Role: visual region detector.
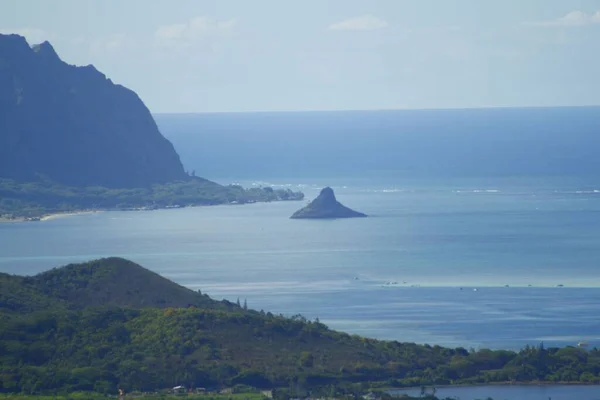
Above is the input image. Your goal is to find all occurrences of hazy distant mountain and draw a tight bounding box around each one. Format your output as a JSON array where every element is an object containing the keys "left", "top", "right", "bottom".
[{"left": 0, "top": 34, "right": 186, "bottom": 188}]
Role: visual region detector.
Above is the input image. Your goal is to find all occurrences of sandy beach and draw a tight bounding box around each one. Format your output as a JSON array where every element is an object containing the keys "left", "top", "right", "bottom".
[
  {"left": 39, "top": 211, "right": 99, "bottom": 221},
  {"left": 0, "top": 210, "right": 99, "bottom": 223}
]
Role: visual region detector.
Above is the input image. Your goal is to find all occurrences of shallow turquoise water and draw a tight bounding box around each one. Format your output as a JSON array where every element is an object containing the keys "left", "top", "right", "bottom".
[{"left": 2, "top": 178, "right": 600, "bottom": 350}]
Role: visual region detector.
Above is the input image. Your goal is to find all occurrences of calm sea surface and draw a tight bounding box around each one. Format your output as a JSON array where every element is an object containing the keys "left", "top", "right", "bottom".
[{"left": 2, "top": 177, "right": 600, "bottom": 351}]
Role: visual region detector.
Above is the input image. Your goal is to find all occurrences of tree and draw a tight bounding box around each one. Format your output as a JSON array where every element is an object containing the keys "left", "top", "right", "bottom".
[{"left": 299, "top": 351, "right": 314, "bottom": 368}]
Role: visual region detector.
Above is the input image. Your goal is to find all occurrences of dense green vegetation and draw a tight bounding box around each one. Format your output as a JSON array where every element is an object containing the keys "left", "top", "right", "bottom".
[
  {"left": 2, "top": 258, "right": 600, "bottom": 397},
  {"left": 0, "top": 258, "right": 239, "bottom": 316},
  {"left": 0, "top": 178, "right": 303, "bottom": 219}
]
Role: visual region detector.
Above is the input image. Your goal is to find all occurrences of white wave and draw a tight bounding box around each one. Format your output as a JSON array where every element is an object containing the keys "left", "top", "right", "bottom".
[
  {"left": 573, "top": 189, "right": 600, "bottom": 194},
  {"left": 453, "top": 189, "right": 500, "bottom": 193},
  {"left": 357, "top": 188, "right": 408, "bottom": 193},
  {"left": 550, "top": 188, "right": 600, "bottom": 194},
  {"left": 535, "top": 335, "right": 600, "bottom": 342}
]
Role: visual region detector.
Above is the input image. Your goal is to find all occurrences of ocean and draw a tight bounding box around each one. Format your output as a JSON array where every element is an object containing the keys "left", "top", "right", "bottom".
[
  {"left": 153, "top": 107, "right": 600, "bottom": 180},
  {"left": 2, "top": 177, "right": 600, "bottom": 350},
  {"left": 2, "top": 108, "right": 600, "bottom": 398}
]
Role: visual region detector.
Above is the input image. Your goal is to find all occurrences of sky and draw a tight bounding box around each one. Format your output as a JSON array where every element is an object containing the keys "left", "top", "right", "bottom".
[{"left": 1, "top": 0, "right": 600, "bottom": 113}]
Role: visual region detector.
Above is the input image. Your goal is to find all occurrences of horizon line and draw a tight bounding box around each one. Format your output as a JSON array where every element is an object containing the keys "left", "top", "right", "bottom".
[{"left": 152, "top": 104, "right": 600, "bottom": 115}]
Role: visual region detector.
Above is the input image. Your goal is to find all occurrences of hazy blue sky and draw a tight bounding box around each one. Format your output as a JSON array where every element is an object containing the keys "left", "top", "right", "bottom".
[{"left": 2, "top": 0, "right": 599, "bottom": 113}]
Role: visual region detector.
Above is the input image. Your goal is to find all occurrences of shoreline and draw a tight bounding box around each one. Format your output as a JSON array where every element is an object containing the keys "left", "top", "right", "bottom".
[
  {"left": 0, "top": 195, "right": 308, "bottom": 224},
  {"left": 0, "top": 197, "right": 304, "bottom": 224},
  {"left": 389, "top": 381, "right": 600, "bottom": 391},
  {"left": 0, "top": 210, "right": 100, "bottom": 223},
  {"left": 39, "top": 210, "right": 100, "bottom": 221}
]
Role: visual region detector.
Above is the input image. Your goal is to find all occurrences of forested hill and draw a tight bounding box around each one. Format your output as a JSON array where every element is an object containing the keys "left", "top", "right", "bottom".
[
  {"left": 0, "top": 34, "right": 185, "bottom": 188},
  {"left": 2, "top": 258, "right": 600, "bottom": 396},
  {"left": 0, "top": 258, "right": 234, "bottom": 313}
]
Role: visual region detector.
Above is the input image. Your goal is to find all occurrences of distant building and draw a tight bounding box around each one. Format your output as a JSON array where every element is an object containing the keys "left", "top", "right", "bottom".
[
  {"left": 172, "top": 385, "right": 186, "bottom": 394},
  {"left": 363, "top": 392, "right": 378, "bottom": 400}
]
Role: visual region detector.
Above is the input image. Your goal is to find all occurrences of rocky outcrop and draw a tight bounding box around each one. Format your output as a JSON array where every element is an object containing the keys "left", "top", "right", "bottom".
[
  {"left": 290, "top": 187, "right": 367, "bottom": 219},
  {"left": 0, "top": 34, "right": 186, "bottom": 188}
]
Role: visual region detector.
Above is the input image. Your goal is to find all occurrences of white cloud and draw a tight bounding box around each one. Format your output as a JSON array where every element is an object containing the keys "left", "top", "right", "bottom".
[
  {"left": 155, "top": 24, "right": 187, "bottom": 40},
  {"left": 0, "top": 28, "right": 54, "bottom": 44},
  {"left": 328, "top": 15, "right": 388, "bottom": 31},
  {"left": 527, "top": 10, "right": 600, "bottom": 27},
  {"left": 90, "top": 33, "right": 137, "bottom": 56},
  {"left": 155, "top": 17, "right": 237, "bottom": 40}
]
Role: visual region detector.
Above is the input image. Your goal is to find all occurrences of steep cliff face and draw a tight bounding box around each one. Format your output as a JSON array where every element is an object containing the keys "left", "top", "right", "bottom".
[{"left": 0, "top": 34, "right": 186, "bottom": 188}]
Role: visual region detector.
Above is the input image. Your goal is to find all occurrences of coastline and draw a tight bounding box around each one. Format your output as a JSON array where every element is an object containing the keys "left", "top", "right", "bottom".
[
  {"left": 39, "top": 210, "right": 100, "bottom": 221},
  {"left": 0, "top": 210, "right": 101, "bottom": 223},
  {"left": 0, "top": 196, "right": 304, "bottom": 224},
  {"left": 0, "top": 218, "right": 20, "bottom": 223},
  {"left": 388, "top": 381, "right": 600, "bottom": 391}
]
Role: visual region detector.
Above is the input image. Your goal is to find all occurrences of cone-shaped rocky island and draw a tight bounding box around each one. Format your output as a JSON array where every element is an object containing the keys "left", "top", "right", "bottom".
[{"left": 290, "top": 187, "right": 367, "bottom": 219}]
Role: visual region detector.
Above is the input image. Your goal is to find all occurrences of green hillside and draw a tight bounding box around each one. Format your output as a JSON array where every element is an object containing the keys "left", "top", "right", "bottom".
[
  {"left": 1, "top": 258, "right": 600, "bottom": 396},
  {"left": 28, "top": 258, "right": 232, "bottom": 310},
  {"left": 0, "top": 178, "right": 304, "bottom": 219},
  {"left": 0, "top": 273, "right": 64, "bottom": 315},
  {"left": 0, "top": 258, "right": 239, "bottom": 316}
]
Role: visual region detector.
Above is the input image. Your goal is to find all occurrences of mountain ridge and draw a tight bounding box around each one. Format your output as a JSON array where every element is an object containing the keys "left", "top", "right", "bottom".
[
  {"left": 0, "top": 34, "right": 305, "bottom": 218},
  {"left": 0, "top": 257, "right": 237, "bottom": 313},
  {"left": 0, "top": 34, "right": 186, "bottom": 188}
]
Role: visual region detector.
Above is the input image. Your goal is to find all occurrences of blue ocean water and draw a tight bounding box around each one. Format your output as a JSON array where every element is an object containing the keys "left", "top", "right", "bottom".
[
  {"left": 2, "top": 178, "right": 600, "bottom": 351},
  {"left": 2, "top": 109, "right": 600, "bottom": 356},
  {"left": 154, "top": 107, "right": 600, "bottom": 180}
]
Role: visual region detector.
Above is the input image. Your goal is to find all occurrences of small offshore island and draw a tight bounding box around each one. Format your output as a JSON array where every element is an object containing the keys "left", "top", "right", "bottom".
[{"left": 291, "top": 187, "right": 367, "bottom": 219}]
